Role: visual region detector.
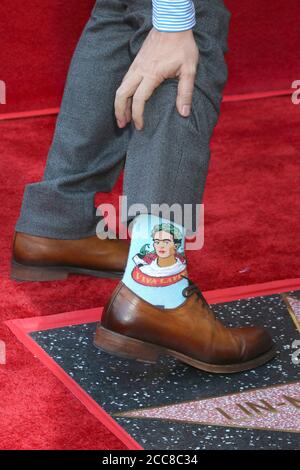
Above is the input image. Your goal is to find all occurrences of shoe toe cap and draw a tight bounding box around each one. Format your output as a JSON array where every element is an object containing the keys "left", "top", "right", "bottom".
[{"left": 235, "top": 326, "right": 275, "bottom": 362}]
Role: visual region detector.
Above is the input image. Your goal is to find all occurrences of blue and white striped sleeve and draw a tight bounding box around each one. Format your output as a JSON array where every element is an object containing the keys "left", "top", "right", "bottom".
[{"left": 152, "top": 0, "right": 196, "bottom": 32}]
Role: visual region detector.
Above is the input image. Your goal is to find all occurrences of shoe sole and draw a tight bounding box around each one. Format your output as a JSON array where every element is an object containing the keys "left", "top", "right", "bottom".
[
  {"left": 10, "top": 259, "right": 123, "bottom": 282},
  {"left": 94, "top": 325, "right": 277, "bottom": 374}
]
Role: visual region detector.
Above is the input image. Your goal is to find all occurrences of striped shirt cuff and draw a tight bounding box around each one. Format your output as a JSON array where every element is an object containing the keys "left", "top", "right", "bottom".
[{"left": 152, "top": 0, "right": 196, "bottom": 32}]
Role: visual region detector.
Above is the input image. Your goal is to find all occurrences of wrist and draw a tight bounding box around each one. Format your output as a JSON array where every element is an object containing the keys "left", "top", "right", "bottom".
[{"left": 151, "top": 28, "right": 194, "bottom": 40}]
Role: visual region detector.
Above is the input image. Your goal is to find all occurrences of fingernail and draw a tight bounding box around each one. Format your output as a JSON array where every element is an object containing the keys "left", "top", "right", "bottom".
[{"left": 182, "top": 105, "right": 191, "bottom": 117}]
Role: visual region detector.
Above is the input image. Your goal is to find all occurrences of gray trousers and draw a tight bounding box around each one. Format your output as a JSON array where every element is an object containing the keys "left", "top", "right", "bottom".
[{"left": 16, "top": 0, "right": 231, "bottom": 239}]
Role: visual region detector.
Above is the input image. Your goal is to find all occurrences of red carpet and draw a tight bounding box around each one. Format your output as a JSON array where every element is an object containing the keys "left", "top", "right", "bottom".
[{"left": 0, "top": 95, "right": 299, "bottom": 449}]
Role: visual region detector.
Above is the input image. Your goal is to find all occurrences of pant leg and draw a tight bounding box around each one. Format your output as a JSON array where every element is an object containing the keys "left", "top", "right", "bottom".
[
  {"left": 16, "top": 0, "right": 132, "bottom": 239},
  {"left": 122, "top": 0, "right": 231, "bottom": 233}
]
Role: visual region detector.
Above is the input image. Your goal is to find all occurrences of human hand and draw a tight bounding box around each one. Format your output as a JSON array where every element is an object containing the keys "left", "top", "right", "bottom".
[{"left": 114, "top": 27, "right": 199, "bottom": 130}]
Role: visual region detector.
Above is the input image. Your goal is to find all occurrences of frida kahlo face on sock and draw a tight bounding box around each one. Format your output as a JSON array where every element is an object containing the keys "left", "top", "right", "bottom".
[{"left": 131, "top": 222, "right": 187, "bottom": 286}]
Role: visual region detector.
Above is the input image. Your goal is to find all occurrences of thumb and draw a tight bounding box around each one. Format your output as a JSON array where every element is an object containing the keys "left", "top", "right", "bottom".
[{"left": 176, "top": 70, "right": 196, "bottom": 117}]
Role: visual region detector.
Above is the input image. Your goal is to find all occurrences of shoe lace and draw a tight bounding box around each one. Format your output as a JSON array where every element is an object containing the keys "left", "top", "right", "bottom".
[{"left": 181, "top": 275, "right": 210, "bottom": 309}]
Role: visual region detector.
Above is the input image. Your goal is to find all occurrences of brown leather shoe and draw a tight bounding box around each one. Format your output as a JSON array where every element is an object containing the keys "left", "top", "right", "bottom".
[
  {"left": 11, "top": 232, "right": 129, "bottom": 281},
  {"left": 94, "top": 281, "right": 276, "bottom": 373}
]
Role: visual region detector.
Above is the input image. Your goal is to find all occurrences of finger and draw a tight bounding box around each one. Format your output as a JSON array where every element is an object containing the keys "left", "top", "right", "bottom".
[
  {"left": 132, "top": 76, "right": 161, "bottom": 130},
  {"left": 176, "top": 68, "right": 196, "bottom": 117},
  {"left": 122, "top": 65, "right": 141, "bottom": 124},
  {"left": 115, "top": 73, "right": 142, "bottom": 126},
  {"left": 118, "top": 80, "right": 133, "bottom": 126},
  {"left": 125, "top": 96, "right": 132, "bottom": 124}
]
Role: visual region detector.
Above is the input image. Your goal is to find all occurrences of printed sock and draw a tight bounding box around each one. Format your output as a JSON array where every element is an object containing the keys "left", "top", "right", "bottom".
[{"left": 122, "top": 213, "right": 189, "bottom": 308}]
